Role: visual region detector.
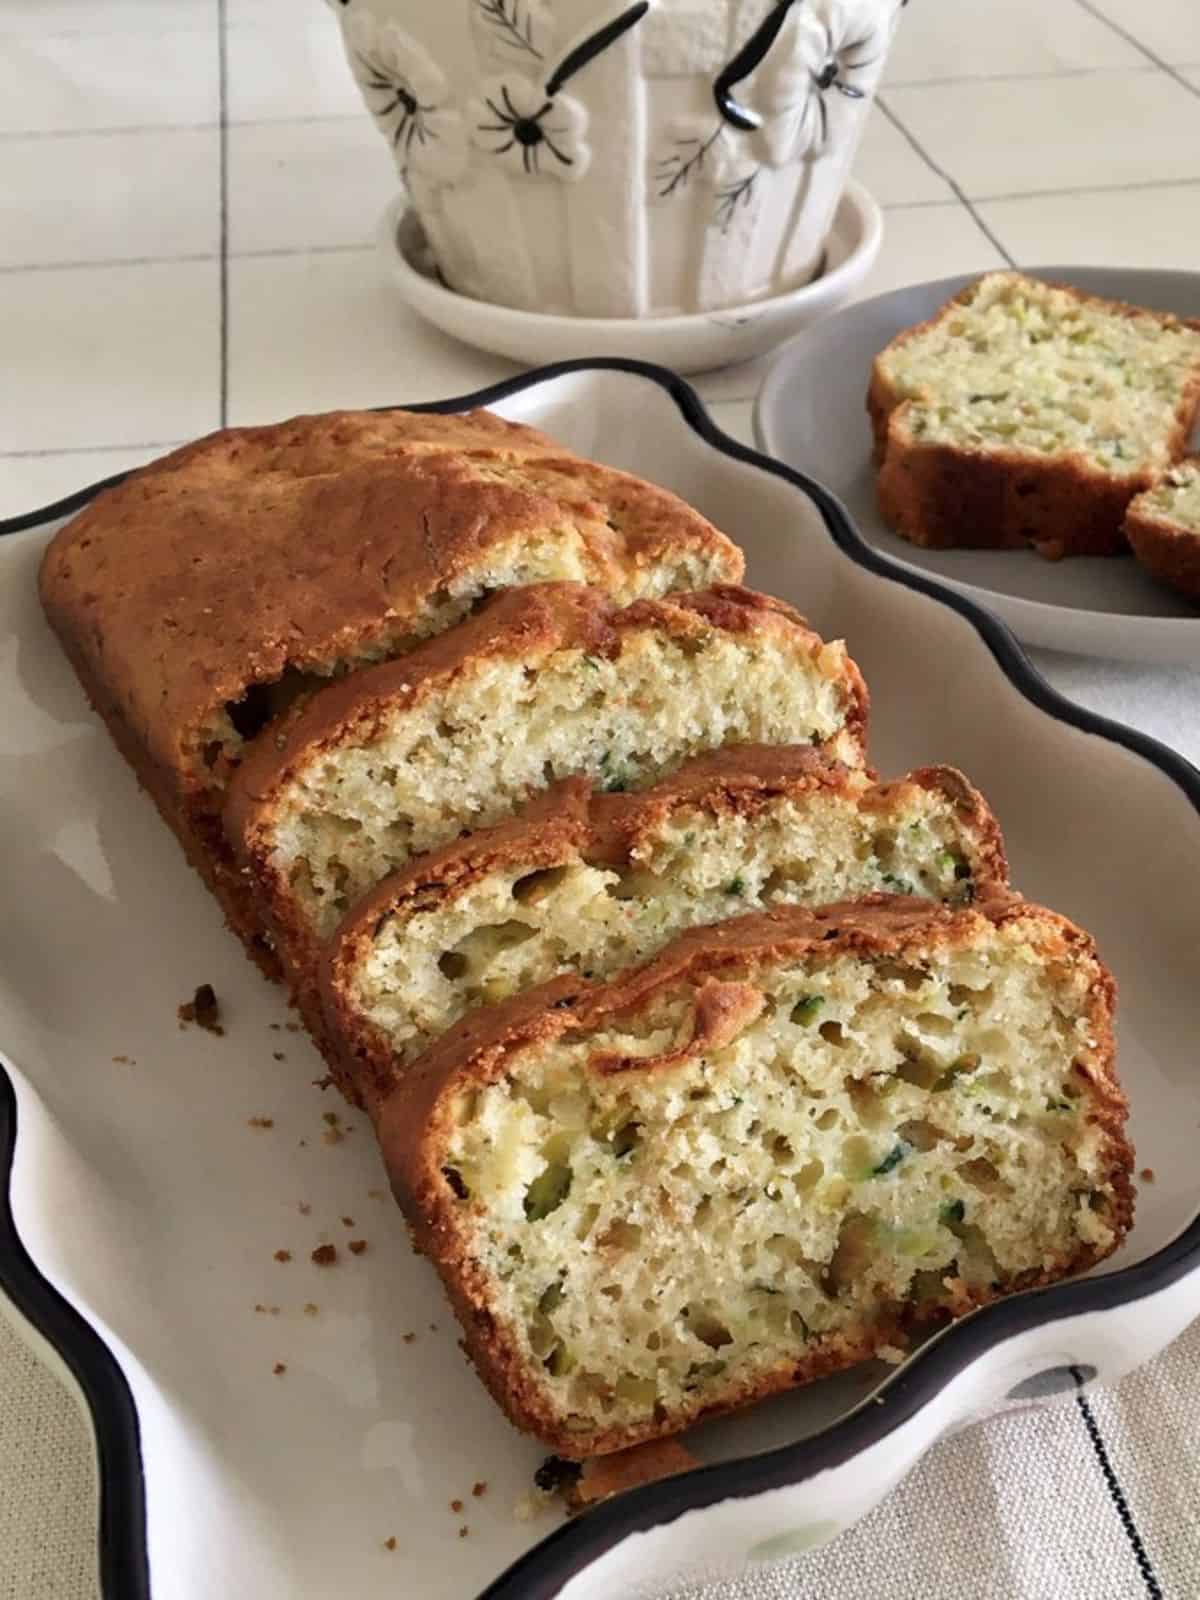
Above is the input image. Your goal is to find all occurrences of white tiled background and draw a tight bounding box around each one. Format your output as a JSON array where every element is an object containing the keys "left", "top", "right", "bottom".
[
  {"left": 3, "top": 0, "right": 1200, "bottom": 516},
  {"left": 2, "top": 3, "right": 1200, "bottom": 1597}
]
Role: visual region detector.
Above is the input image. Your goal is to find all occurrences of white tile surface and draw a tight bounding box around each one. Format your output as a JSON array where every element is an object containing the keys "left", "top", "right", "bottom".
[
  {"left": 0, "top": 0, "right": 213, "bottom": 35},
  {"left": 886, "top": 69, "right": 1200, "bottom": 199},
  {"left": 226, "top": 22, "right": 362, "bottom": 123},
  {"left": 0, "top": 29, "right": 217, "bottom": 135},
  {"left": 978, "top": 182, "right": 1200, "bottom": 268},
  {"left": 886, "top": 0, "right": 1147, "bottom": 83},
  {"left": 0, "top": 261, "right": 219, "bottom": 453},
  {"left": 228, "top": 117, "right": 397, "bottom": 256},
  {"left": 1083, "top": 0, "right": 1200, "bottom": 66},
  {"left": 227, "top": 0, "right": 339, "bottom": 26},
  {"left": 0, "top": 128, "right": 218, "bottom": 269},
  {"left": 852, "top": 204, "right": 1008, "bottom": 300},
  {"left": 852, "top": 108, "right": 954, "bottom": 208},
  {"left": 0, "top": 442, "right": 181, "bottom": 521},
  {"left": 226, "top": 250, "right": 518, "bottom": 423}
]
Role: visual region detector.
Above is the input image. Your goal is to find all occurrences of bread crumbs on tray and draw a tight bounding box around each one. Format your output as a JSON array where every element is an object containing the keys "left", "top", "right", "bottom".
[
  {"left": 298, "top": 1202, "right": 311, "bottom": 1215},
  {"left": 272, "top": 1051, "right": 286, "bottom": 1062},
  {"left": 472, "top": 1482, "right": 487, "bottom": 1499},
  {"left": 303, "top": 1302, "right": 319, "bottom": 1317},
  {"left": 348, "top": 1239, "right": 367, "bottom": 1255},
  {"left": 1141, "top": 1167, "right": 1156, "bottom": 1182},
  {"left": 341, "top": 1216, "right": 355, "bottom": 1227},
  {"left": 402, "top": 1331, "right": 416, "bottom": 1344},
  {"left": 111, "top": 1055, "right": 134, "bottom": 1064},
  {"left": 272, "top": 1363, "right": 286, "bottom": 1376},
  {"left": 273, "top": 1250, "right": 292, "bottom": 1263},
  {"left": 450, "top": 1499, "right": 463, "bottom": 1513},
  {"left": 178, "top": 983, "right": 223, "bottom": 1034},
  {"left": 383, "top": 1537, "right": 396, "bottom": 1552},
  {"left": 247, "top": 1116, "right": 274, "bottom": 1129},
  {"left": 458, "top": 1526, "right": 469, "bottom": 1539},
  {"left": 253, "top": 1304, "right": 280, "bottom": 1316},
  {"left": 311, "top": 1244, "right": 338, "bottom": 1266},
  {"left": 368, "top": 1188, "right": 387, "bottom": 1202}
]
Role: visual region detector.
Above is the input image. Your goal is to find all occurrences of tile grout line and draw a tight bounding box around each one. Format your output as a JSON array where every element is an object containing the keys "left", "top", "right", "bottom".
[
  {"left": 217, "top": 0, "right": 229, "bottom": 429},
  {"left": 874, "top": 97, "right": 1017, "bottom": 268},
  {"left": 885, "top": 62, "right": 1159, "bottom": 90},
  {"left": 1073, "top": 0, "right": 1200, "bottom": 102},
  {"left": 0, "top": 244, "right": 378, "bottom": 277},
  {"left": 1, "top": 442, "right": 187, "bottom": 461},
  {"left": 0, "top": 114, "right": 371, "bottom": 143}
]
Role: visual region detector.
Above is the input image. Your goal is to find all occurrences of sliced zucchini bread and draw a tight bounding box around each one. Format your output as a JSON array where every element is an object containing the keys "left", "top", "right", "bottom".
[
  {"left": 227, "top": 585, "right": 868, "bottom": 1089},
  {"left": 377, "top": 896, "right": 1132, "bottom": 1456},
  {"left": 39, "top": 409, "right": 742, "bottom": 967},
  {"left": 870, "top": 272, "right": 1200, "bottom": 558},
  {"left": 1124, "top": 458, "right": 1200, "bottom": 602},
  {"left": 324, "top": 749, "right": 1007, "bottom": 1094}
]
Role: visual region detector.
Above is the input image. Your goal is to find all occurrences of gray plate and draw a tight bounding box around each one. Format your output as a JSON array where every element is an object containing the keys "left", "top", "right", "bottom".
[{"left": 754, "top": 266, "right": 1200, "bottom": 665}]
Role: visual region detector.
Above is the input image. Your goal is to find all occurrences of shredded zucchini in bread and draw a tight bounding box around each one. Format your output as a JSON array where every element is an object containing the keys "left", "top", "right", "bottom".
[
  {"left": 1124, "top": 457, "right": 1200, "bottom": 602},
  {"left": 326, "top": 755, "right": 1006, "bottom": 1086},
  {"left": 381, "top": 898, "right": 1131, "bottom": 1456},
  {"left": 870, "top": 272, "right": 1200, "bottom": 557},
  {"left": 227, "top": 585, "right": 867, "bottom": 1072}
]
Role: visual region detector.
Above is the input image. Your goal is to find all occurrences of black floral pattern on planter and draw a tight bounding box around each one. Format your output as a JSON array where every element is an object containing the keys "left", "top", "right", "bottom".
[
  {"left": 470, "top": 2, "right": 649, "bottom": 182},
  {"left": 475, "top": 0, "right": 547, "bottom": 61}
]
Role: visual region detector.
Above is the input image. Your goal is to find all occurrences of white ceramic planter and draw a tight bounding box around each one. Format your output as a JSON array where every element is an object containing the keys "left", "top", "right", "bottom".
[{"left": 332, "top": 0, "right": 903, "bottom": 316}]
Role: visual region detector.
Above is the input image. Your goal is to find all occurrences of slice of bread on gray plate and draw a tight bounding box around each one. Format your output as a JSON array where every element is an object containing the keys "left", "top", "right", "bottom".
[
  {"left": 1124, "top": 458, "right": 1200, "bottom": 602},
  {"left": 322, "top": 749, "right": 1007, "bottom": 1096},
  {"left": 226, "top": 583, "right": 868, "bottom": 1091},
  {"left": 869, "top": 271, "right": 1200, "bottom": 559},
  {"left": 374, "top": 895, "right": 1132, "bottom": 1456},
  {"left": 39, "top": 408, "right": 743, "bottom": 971}
]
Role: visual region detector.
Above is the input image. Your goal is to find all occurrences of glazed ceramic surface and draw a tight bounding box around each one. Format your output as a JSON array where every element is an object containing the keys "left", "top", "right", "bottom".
[
  {"left": 2, "top": 365, "right": 1200, "bottom": 1600},
  {"left": 334, "top": 0, "right": 902, "bottom": 315},
  {"left": 755, "top": 265, "right": 1200, "bottom": 666},
  {"left": 375, "top": 180, "right": 882, "bottom": 372}
]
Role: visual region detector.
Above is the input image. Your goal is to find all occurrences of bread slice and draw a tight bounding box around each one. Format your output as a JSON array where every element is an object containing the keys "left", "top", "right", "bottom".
[
  {"left": 324, "top": 750, "right": 1007, "bottom": 1096},
  {"left": 227, "top": 585, "right": 868, "bottom": 1078},
  {"left": 870, "top": 272, "right": 1200, "bottom": 558},
  {"left": 39, "top": 409, "right": 742, "bottom": 968},
  {"left": 376, "top": 896, "right": 1131, "bottom": 1456},
  {"left": 1124, "top": 458, "right": 1200, "bottom": 602}
]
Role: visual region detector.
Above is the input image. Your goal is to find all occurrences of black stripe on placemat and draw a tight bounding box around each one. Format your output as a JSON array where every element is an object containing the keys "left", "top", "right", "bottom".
[
  {"left": 217, "top": 0, "right": 229, "bottom": 428},
  {"left": 1071, "top": 1366, "right": 1164, "bottom": 1600}
]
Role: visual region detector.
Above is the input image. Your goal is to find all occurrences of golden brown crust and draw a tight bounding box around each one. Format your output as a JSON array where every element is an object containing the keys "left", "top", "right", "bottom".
[
  {"left": 375, "top": 894, "right": 1131, "bottom": 1454},
  {"left": 876, "top": 418, "right": 1154, "bottom": 558},
  {"left": 228, "top": 585, "right": 868, "bottom": 1097},
  {"left": 321, "top": 755, "right": 1008, "bottom": 1100},
  {"left": 869, "top": 275, "right": 1200, "bottom": 559},
  {"left": 41, "top": 410, "right": 741, "bottom": 788},
  {"left": 39, "top": 409, "right": 743, "bottom": 968},
  {"left": 1124, "top": 464, "right": 1200, "bottom": 603}
]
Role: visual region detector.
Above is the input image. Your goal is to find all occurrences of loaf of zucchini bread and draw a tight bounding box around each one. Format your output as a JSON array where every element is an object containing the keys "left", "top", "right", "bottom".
[
  {"left": 870, "top": 272, "right": 1200, "bottom": 558},
  {"left": 38, "top": 409, "right": 742, "bottom": 968},
  {"left": 323, "top": 749, "right": 1007, "bottom": 1095},
  {"left": 1124, "top": 458, "right": 1200, "bottom": 602},
  {"left": 376, "top": 896, "right": 1131, "bottom": 1456},
  {"left": 227, "top": 585, "right": 868, "bottom": 1095}
]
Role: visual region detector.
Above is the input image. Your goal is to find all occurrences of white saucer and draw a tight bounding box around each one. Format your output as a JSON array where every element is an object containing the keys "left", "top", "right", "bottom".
[
  {"left": 755, "top": 266, "right": 1200, "bottom": 666},
  {"left": 375, "top": 184, "right": 883, "bottom": 376}
]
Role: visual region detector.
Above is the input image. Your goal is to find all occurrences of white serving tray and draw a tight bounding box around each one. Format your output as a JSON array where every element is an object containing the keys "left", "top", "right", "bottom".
[{"left": 2, "top": 364, "right": 1200, "bottom": 1600}]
